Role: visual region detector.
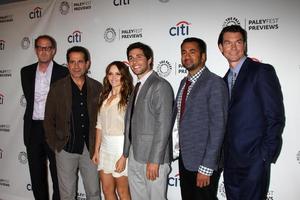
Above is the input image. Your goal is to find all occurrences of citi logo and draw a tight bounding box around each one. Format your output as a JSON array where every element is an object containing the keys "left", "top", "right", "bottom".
[
  {"left": 29, "top": 7, "right": 42, "bottom": 19},
  {"left": 113, "top": 0, "right": 130, "bottom": 6},
  {"left": 169, "top": 21, "right": 191, "bottom": 36},
  {"left": 168, "top": 173, "right": 180, "bottom": 187},
  {"left": 0, "top": 40, "right": 5, "bottom": 50},
  {"left": 68, "top": 30, "right": 82, "bottom": 43}
]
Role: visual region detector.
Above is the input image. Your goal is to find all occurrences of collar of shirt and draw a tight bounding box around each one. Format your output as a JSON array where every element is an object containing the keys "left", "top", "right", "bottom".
[
  {"left": 134, "top": 70, "right": 153, "bottom": 103},
  {"left": 187, "top": 66, "right": 206, "bottom": 84},
  {"left": 230, "top": 56, "right": 246, "bottom": 75},
  {"left": 137, "top": 70, "right": 153, "bottom": 87},
  {"left": 228, "top": 56, "right": 246, "bottom": 85},
  {"left": 36, "top": 60, "right": 53, "bottom": 81}
]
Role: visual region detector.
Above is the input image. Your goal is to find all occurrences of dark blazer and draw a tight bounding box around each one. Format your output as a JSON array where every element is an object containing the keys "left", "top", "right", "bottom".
[
  {"left": 20, "top": 61, "right": 68, "bottom": 146},
  {"left": 123, "top": 72, "right": 174, "bottom": 164},
  {"left": 173, "top": 67, "right": 228, "bottom": 171},
  {"left": 223, "top": 58, "right": 285, "bottom": 166},
  {"left": 43, "top": 75, "right": 102, "bottom": 158}
]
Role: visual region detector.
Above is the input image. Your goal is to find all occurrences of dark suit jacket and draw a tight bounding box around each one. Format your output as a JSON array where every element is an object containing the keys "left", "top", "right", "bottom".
[
  {"left": 20, "top": 61, "right": 68, "bottom": 146},
  {"left": 223, "top": 58, "right": 285, "bottom": 166},
  {"left": 173, "top": 67, "right": 228, "bottom": 171},
  {"left": 43, "top": 75, "right": 102, "bottom": 158}
]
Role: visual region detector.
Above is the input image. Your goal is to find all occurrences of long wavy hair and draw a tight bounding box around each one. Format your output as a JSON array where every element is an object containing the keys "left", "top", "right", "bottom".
[{"left": 98, "top": 61, "right": 133, "bottom": 112}]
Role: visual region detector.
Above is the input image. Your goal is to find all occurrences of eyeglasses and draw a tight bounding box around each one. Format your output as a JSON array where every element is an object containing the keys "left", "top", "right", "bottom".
[{"left": 36, "top": 46, "right": 53, "bottom": 51}]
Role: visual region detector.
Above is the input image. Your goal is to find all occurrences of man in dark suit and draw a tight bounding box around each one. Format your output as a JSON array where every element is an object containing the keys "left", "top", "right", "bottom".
[
  {"left": 172, "top": 37, "right": 228, "bottom": 200},
  {"left": 21, "top": 35, "right": 68, "bottom": 200},
  {"left": 120, "top": 42, "right": 174, "bottom": 200},
  {"left": 218, "top": 25, "right": 285, "bottom": 200}
]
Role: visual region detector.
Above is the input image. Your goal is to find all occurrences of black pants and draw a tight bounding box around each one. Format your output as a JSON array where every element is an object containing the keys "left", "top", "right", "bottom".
[
  {"left": 179, "top": 155, "right": 221, "bottom": 200},
  {"left": 26, "top": 120, "right": 60, "bottom": 200}
]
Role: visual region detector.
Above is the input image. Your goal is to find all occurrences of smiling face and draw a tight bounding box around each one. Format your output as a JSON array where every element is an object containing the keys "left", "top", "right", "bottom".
[
  {"left": 181, "top": 41, "right": 206, "bottom": 76},
  {"left": 107, "top": 64, "right": 122, "bottom": 90},
  {"left": 67, "top": 52, "right": 89, "bottom": 80},
  {"left": 219, "top": 32, "right": 246, "bottom": 68},
  {"left": 127, "top": 48, "right": 152, "bottom": 79}
]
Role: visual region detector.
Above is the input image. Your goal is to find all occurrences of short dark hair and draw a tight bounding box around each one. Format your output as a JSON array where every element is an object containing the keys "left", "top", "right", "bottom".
[
  {"left": 218, "top": 25, "right": 247, "bottom": 55},
  {"left": 34, "top": 35, "right": 57, "bottom": 49},
  {"left": 66, "top": 46, "right": 90, "bottom": 63},
  {"left": 181, "top": 37, "right": 207, "bottom": 54},
  {"left": 126, "top": 42, "right": 154, "bottom": 68}
]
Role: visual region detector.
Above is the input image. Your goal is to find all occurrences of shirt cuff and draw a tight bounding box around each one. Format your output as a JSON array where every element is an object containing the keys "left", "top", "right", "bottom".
[{"left": 198, "top": 165, "right": 213, "bottom": 176}]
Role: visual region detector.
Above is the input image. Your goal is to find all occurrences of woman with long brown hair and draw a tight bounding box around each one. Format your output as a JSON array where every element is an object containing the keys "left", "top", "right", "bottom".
[{"left": 92, "top": 61, "right": 133, "bottom": 200}]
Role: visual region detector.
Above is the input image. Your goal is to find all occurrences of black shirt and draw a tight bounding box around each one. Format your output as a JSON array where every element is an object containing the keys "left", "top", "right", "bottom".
[{"left": 63, "top": 78, "right": 89, "bottom": 154}]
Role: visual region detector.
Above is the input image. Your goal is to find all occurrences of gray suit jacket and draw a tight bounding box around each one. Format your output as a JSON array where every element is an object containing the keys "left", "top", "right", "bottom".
[
  {"left": 173, "top": 67, "right": 228, "bottom": 171},
  {"left": 123, "top": 72, "right": 174, "bottom": 164}
]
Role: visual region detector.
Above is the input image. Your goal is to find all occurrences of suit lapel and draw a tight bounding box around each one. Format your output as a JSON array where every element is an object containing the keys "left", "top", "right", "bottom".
[
  {"left": 186, "top": 68, "right": 208, "bottom": 105},
  {"left": 50, "top": 62, "right": 59, "bottom": 84},
  {"left": 28, "top": 64, "right": 38, "bottom": 104},
  {"left": 135, "top": 72, "right": 157, "bottom": 105},
  {"left": 229, "top": 58, "right": 250, "bottom": 107}
]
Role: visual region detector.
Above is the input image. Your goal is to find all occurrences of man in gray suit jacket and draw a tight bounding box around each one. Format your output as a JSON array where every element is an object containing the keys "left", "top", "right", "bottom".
[
  {"left": 172, "top": 37, "right": 228, "bottom": 200},
  {"left": 119, "top": 42, "right": 174, "bottom": 200}
]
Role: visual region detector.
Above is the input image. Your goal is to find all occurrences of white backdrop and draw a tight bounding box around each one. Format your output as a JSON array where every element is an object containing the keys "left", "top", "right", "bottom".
[{"left": 0, "top": 0, "right": 300, "bottom": 199}]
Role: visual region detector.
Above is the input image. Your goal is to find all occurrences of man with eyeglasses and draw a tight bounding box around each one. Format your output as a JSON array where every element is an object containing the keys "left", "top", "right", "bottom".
[{"left": 21, "top": 35, "right": 68, "bottom": 200}]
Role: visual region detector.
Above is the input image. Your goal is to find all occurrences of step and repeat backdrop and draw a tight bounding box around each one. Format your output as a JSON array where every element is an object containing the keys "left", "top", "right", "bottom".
[{"left": 0, "top": 0, "right": 300, "bottom": 199}]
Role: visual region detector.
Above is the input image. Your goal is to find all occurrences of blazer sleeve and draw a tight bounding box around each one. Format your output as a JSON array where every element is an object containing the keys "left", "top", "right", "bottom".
[
  {"left": 148, "top": 80, "right": 174, "bottom": 164},
  {"left": 257, "top": 65, "right": 285, "bottom": 163},
  {"left": 43, "top": 84, "right": 59, "bottom": 151},
  {"left": 202, "top": 77, "right": 228, "bottom": 169}
]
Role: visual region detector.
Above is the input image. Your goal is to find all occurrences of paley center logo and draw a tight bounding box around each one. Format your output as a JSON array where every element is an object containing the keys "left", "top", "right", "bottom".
[
  {"left": 21, "top": 37, "right": 31, "bottom": 50},
  {"left": 0, "top": 40, "right": 5, "bottom": 51},
  {"left": 59, "top": 1, "right": 92, "bottom": 15},
  {"left": 20, "top": 94, "right": 27, "bottom": 107},
  {"left": 0, "top": 92, "right": 4, "bottom": 105},
  {"left": 18, "top": 151, "right": 28, "bottom": 164},
  {"left": 297, "top": 150, "right": 300, "bottom": 164},
  {"left": 113, "top": 0, "right": 130, "bottom": 6},
  {"left": 159, "top": 0, "right": 170, "bottom": 3},
  {"left": 104, "top": 28, "right": 117, "bottom": 43},
  {"left": 68, "top": 30, "right": 83, "bottom": 43},
  {"left": 29, "top": 7, "right": 42, "bottom": 19},
  {"left": 60, "top": 1, "right": 70, "bottom": 15},
  {"left": 223, "top": 17, "right": 241, "bottom": 27},
  {"left": 169, "top": 21, "right": 191, "bottom": 36},
  {"left": 104, "top": 27, "right": 143, "bottom": 42},
  {"left": 156, "top": 60, "right": 172, "bottom": 77}
]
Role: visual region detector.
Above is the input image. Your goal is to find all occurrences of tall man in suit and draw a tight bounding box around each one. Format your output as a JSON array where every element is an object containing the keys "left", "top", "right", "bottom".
[
  {"left": 218, "top": 25, "right": 285, "bottom": 200},
  {"left": 44, "top": 46, "right": 102, "bottom": 199},
  {"left": 121, "top": 42, "right": 174, "bottom": 200},
  {"left": 172, "top": 37, "right": 228, "bottom": 200},
  {"left": 21, "top": 35, "right": 68, "bottom": 200}
]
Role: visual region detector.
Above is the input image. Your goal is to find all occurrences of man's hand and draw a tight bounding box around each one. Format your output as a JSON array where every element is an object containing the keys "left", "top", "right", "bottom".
[
  {"left": 196, "top": 172, "right": 210, "bottom": 188},
  {"left": 146, "top": 163, "right": 159, "bottom": 181}
]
